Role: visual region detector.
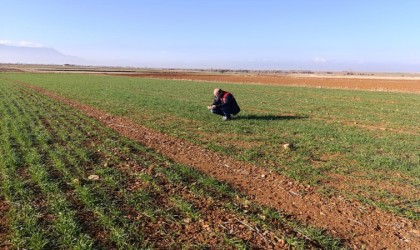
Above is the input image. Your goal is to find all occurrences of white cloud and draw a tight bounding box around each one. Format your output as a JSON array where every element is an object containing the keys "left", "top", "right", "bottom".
[
  {"left": 312, "top": 57, "right": 327, "bottom": 63},
  {"left": 0, "top": 40, "right": 13, "bottom": 46},
  {"left": 18, "top": 41, "right": 44, "bottom": 47},
  {"left": 0, "top": 40, "right": 44, "bottom": 48}
]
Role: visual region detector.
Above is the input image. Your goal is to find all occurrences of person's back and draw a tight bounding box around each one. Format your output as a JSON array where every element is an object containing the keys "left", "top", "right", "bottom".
[{"left": 219, "top": 91, "right": 240, "bottom": 115}]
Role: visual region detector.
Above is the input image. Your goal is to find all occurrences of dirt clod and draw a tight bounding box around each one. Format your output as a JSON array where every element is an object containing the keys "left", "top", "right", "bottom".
[{"left": 88, "top": 175, "right": 100, "bottom": 181}]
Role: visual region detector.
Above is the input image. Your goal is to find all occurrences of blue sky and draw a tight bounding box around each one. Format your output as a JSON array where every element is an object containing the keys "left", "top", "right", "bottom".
[{"left": 1, "top": 0, "right": 420, "bottom": 72}]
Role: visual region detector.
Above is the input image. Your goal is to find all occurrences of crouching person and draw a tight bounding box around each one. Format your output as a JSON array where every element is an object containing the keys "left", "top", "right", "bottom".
[{"left": 207, "top": 88, "right": 240, "bottom": 121}]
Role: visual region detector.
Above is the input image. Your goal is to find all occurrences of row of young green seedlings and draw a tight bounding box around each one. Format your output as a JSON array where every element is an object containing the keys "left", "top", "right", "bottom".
[
  {"left": 48, "top": 100, "right": 343, "bottom": 248},
  {"left": 0, "top": 83, "right": 96, "bottom": 249},
  {"left": 0, "top": 84, "right": 53, "bottom": 249},
  {"left": 36, "top": 98, "right": 213, "bottom": 248},
  {"left": 1, "top": 83, "right": 139, "bottom": 249},
  {"left": 15, "top": 84, "right": 276, "bottom": 248},
  {"left": 6, "top": 82, "right": 345, "bottom": 249},
  {"left": 26, "top": 82, "right": 345, "bottom": 249},
  {"left": 17, "top": 84, "right": 223, "bottom": 248},
  {"left": 17, "top": 84, "right": 145, "bottom": 249}
]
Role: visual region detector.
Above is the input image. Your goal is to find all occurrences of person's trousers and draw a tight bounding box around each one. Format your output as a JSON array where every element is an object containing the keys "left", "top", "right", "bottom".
[{"left": 211, "top": 107, "right": 231, "bottom": 117}]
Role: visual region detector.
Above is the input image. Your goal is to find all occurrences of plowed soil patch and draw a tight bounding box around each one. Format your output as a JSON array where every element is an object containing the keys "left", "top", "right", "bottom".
[
  {"left": 113, "top": 72, "right": 420, "bottom": 93},
  {"left": 24, "top": 84, "right": 419, "bottom": 249}
]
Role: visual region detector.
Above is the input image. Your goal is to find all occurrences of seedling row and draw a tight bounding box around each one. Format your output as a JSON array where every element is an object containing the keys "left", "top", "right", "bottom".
[{"left": 0, "top": 78, "right": 344, "bottom": 248}]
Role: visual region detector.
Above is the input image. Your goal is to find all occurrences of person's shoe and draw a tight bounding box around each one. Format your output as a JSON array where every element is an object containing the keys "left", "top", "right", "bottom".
[{"left": 222, "top": 115, "right": 231, "bottom": 121}]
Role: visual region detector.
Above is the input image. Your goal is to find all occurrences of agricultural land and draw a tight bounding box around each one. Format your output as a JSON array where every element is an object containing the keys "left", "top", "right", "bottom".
[{"left": 0, "top": 64, "right": 419, "bottom": 249}]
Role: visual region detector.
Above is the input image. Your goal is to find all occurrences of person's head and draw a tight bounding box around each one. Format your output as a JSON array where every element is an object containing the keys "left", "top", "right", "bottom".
[{"left": 213, "top": 88, "right": 223, "bottom": 97}]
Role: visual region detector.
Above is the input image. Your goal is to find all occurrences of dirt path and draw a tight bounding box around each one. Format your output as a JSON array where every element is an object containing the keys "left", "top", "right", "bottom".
[{"left": 24, "top": 84, "right": 419, "bottom": 249}]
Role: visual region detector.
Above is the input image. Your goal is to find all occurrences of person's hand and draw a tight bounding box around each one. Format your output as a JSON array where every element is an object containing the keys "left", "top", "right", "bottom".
[{"left": 208, "top": 105, "right": 216, "bottom": 110}]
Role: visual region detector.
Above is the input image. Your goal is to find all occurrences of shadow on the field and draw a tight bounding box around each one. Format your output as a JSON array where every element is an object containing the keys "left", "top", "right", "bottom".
[{"left": 235, "top": 114, "right": 308, "bottom": 121}]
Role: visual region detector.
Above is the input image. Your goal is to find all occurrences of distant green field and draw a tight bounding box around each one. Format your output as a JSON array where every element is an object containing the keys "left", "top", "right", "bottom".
[{"left": 3, "top": 73, "right": 420, "bottom": 219}]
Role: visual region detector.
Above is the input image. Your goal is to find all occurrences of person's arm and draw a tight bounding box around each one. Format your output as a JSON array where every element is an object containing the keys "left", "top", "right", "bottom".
[{"left": 208, "top": 97, "right": 220, "bottom": 109}]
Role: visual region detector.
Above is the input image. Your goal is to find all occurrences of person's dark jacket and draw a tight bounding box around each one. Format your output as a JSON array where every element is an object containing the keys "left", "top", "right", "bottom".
[{"left": 212, "top": 91, "right": 240, "bottom": 115}]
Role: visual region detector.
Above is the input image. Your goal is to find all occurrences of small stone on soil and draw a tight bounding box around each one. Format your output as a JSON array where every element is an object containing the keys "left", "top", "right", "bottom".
[{"left": 88, "top": 175, "right": 100, "bottom": 181}]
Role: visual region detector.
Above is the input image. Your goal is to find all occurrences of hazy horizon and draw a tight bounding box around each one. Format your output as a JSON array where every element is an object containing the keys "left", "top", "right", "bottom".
[{"left": 2, "top": 1, "right": 420, "bottom": 72}]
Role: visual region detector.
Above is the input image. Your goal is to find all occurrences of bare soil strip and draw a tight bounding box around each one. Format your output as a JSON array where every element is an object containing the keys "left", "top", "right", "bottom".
[
  {"left": 24, "top": 83, "right": 419, "bottom": 249},
  {"left": 112, "top": 72, "right": 420, "bottom": 93},
  {"left": 0, "top": 197, "right": 10, "bottom": 249}
]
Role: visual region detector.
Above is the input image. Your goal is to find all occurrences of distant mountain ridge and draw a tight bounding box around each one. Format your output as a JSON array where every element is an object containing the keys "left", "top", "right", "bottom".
[{"left": 0, "top": 44, "right": 85, "bottom": 65}]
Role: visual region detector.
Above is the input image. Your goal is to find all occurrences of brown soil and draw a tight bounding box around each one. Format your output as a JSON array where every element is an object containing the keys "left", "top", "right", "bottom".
[
  {"left": 21, "top": 83, "right": 419, "bottom": 250},
  {"left": 111, "top": 72, "right": 420, "bottom": 93},
  {"left": 0, "top": 66, "right": 24, "bottom": 72},
  {"left": 120, "top": 163, "right": 294, "bottom": 249},
  {"left": 0, "top": 197, "right": 10, "bottom": 249},
  {"left": 327, "top": 172, "right": 420, "bottom": 212},
  {"left": 89, "top": 135, "right": 295, "bottom": 248}
]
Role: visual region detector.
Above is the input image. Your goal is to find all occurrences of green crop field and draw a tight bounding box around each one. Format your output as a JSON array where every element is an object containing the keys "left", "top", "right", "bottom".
[
  {"left": 0, "top": 76, "right": 345, "bottom": 249},
  {"left": 3, "top": 73, "right": 420, "bottom": 220},
  {"left": 0, "top": 72, "right": 419, "bottom": 248}
]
